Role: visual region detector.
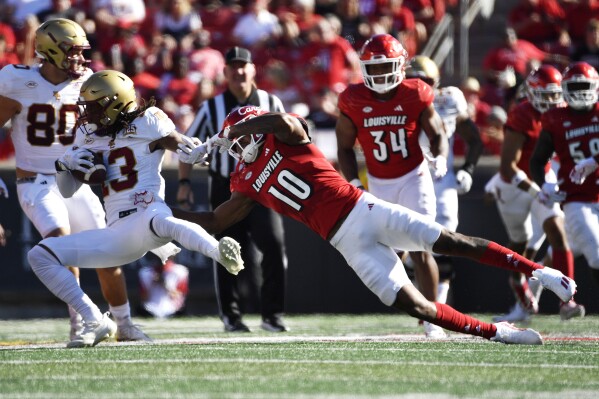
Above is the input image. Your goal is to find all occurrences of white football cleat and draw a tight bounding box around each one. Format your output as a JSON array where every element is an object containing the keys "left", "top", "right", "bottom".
[
  {"left": 424, "top": 321, "right": 448, "bottom": 339},
  {"left": 531, "top": 267, "right": 576, "bottom": 303},
  {"left": 490, "top": 322, "right": 543, "bottom": 345},
  {"left": 69, "top": 312, "right": 84, "bottom": 342},
  {"left": 492, "top": 302, "right": 533, "bottom": 323},
  {"left": 116, "top": 320, "right": 152, "bottom": 342},
  {"left": 559, "top": 301, "right": 586, "bottom": 321},
  {"left": 217, "top": 237, "right": 244, "bottom": 275},
  {"left": 66, "top": 312, "right": 117, "bottom": 348}
]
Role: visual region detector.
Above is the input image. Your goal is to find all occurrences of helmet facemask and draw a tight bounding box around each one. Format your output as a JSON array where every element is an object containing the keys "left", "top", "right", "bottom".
[
  {"left": 360, "top": 58, "right": 404, "bottom": 93},
  {"left": 229, "top": 134, "right": 265, "bottom": 163},
  {"left": 562, "top": 79, "right": 599, "bottom": 110},
  {"left": 526, "top": 85, "right": 563, "bottom": 113}
]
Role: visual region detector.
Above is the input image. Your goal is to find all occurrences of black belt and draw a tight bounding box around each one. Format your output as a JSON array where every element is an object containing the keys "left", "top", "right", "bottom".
[{"left": 16, "top": 177, "right": 36, "bottom": 185}]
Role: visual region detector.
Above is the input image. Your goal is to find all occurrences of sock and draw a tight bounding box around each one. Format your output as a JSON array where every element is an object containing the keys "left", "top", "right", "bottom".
[
  {"left": 109, "top": 302, "right": 131, "bottom": 326},
  {"left": 29, "top": 246, "right": 102, "bottom": 323},
  {"left": 437, "top": 282, "right": 450, "bottom": 305},
  {"left": 552, "top": 248, "right": 574, "bottom": 279},
  {"left": 433, "top": 302, "right": 497, "bottom": 340},
  {"left": 509, "top": 274, "right": 538, "bottom": 312},
  {"left": 479, "top": 242, "right": 542, "bottom": 276},
  {"left": 68, "top": 278, "right": 82, "bottom": 325},
  {"left": 151, "top": 214, "right": 219, "bottom": 259}
]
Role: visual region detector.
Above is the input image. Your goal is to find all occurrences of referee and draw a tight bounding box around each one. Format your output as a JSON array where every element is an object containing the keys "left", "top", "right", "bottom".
[{"left": 177, "top": 47, "right": 289, "bottom": 332}]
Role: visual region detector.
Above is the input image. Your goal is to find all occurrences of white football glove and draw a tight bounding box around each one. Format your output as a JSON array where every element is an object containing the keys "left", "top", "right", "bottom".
[
  {"left": 0, "top": 177, "right": 8, "bottom": 198},
  {"left": 57, "top": 147, "right": 94, "bottom": 173},
  {"left": 455, "top": 169, "right": 473, "bottom": 194},
  {"left": 569, "top": 157, "right": 598, "bottom": 185},
  {"left": 177, "top": 135, "right": 209, "bottom": 164},
  {"left": 536, "top": 182, "right": 566, "bottom": 207},
  {"left": 208, "top": 126, "right": 234, "bottom": 154},
  {"left": 425, "top": 154, "right": 447, "bottom": 179}
]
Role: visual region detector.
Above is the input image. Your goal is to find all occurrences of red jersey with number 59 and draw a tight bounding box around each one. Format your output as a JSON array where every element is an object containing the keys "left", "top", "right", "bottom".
[
  {"left": 541, "top": 104, "right": 599, "bottom": 203},
  {"left": 230, "top": 134, "right": 363, "bottom": 239},
  {"left": 337, "top": 78, "right": 433, "bottom": 178}
]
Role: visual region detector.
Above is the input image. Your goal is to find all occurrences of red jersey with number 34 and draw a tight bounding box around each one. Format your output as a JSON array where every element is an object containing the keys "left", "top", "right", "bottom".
[
  {"left": 541, "top": 104, "right": 599, "bottom": 203},
  {"left": 337, "top": 78, "right": 433, "bottom": 178},
  {"left": 230, "top": 134, "right": 363, "bottom": 239}
]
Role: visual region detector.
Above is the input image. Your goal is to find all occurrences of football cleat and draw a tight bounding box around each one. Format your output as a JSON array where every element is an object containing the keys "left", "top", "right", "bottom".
[
  {"left": 66, "top": 312, "right": 116, "bottom": 348},
  {"left": 531, "top": 267, "right": 577, "bottom": 303},
  {"left": 261, "top": 316, "right": 289, "bottom": 332},
  {"left": 559, "top": 301, "right": 586, "bottom": 321},
  {"left": 492, "top": 303, "right": 534, "bottom": 323},
  {"left": 217, "top": 237, "right": 244, "bottom": 275},
  {"left": 223, "top": 317, "right": 251, "bottom": 333},
  {"left": 490, "top": 322, "right": 543, "bottom": 345},
  {"left": 116, "top": 320, "right": 152, "bottom": 342},
  {"left": 424, "top": 321, "right": 448, "bottom": 339}
]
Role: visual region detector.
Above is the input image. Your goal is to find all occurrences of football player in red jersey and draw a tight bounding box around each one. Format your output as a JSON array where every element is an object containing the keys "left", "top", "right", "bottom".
[
  {"left": 334, "top": 34, "right": 449, "bottom": 338},
  {"left": 174, "top": 105, "right": 581, "bottom": 345},
  {"left": 492, "top": 65, "right": 583, "bottom": 322},
  {"left": 531, "top": 61, "right": 599, "bottom": 291}
]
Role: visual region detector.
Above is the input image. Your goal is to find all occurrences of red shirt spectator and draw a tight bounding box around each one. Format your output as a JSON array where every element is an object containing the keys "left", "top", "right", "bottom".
[
  {"left": 508, "top": 0, "right": 565, "bottom": 48},
  {"left": 0, "top": 22, "right": 17, "bottom": 52},
  {"left": 562, "top": 0, "right": 599, "bottom": 46}
]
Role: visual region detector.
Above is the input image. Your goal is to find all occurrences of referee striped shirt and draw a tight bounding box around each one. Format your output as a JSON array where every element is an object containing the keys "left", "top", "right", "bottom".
[{"left": 185, "top": 88, "right": 285, "bottom": 178}]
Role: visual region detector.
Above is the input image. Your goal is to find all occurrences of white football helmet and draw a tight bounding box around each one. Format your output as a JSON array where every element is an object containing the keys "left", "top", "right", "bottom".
[
  {"left": 359, "top": 34, "right": 408, "bottom": 93},
  {"left": 561, "top": 62, "right": 599, "bottom": 110}
]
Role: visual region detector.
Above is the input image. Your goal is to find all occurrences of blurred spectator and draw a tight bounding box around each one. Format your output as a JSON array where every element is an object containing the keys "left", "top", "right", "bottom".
[
  {"left": 0, "top": 20, "right": 17, "bottom": 53},
  {"left": 508, "top": 0, "right": 568, "bottom": 53},
  {"left": 158, "top": 53, "right": 198, "bottom": 114},
  {"left": 571, "top": 18, "right": 599, "bottom": 71},
  {"left": 37, "top": 0, "right": 86, "bottom": 24},
  {"left": 138, "top": 254, "right": 189, "bottom": 318},
  {"left": 154, "top": 0, "right": 202, "bottom": 43},
  {"left": 262, "top": 59, "right": 308, "bottom": 114},
  {"left": 232, "top": 0, "right": 281, "bottom": 48},
  {"left": 336, "top": 0, "right": 371, "bottom": 49},
  {"left": 290, "top": 0, "right": 323, "bottom": 39},
  {"left": 563, "top": 0, "right": 599, "bottom": 47},
  {"left": 145, "top": 34, "right": 178, "bottom": 77},
  {"left": 375, "top": 0, "right": 421, "bottom": 57},
  {"left": 200, "top": 0, "right": 242, "bottom": 50},
  {"left": 482, "top": 27, "right": 568, "bottom": 108},
  {"left": 300, "top": 18, "right": 361, "bottom": 99},
  {"left": 93, "top": 0, "right": 146, "bottom": 32},
  {"left": 3, "top": 0, "right": 50, "bottom": 28},
  {"left": 403, "top": 0, "right": 441, "bottom": 34},
  {"left": 0, "top": 34, "right": 20, "bottom": 68},
  {"left": 125, "top": 56, "right": 161, "bottom": 101},
  {"left": 186, "top": 29, "right": 225, "bottom": 86}
]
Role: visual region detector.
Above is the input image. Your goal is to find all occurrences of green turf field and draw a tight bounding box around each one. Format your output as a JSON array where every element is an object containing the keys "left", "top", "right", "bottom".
[{"left": 1, "top": 314, "right": 598, "bottom": 398}]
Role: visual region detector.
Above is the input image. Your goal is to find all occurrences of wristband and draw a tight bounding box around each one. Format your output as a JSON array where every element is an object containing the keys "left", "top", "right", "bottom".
[
  {"left": 527, "top": 182, "right": 541, "bottom": 197},
  {"left": 511, "top": 170, "right": 528, "bottom": 186},
  {"left": 178, "top": 178, "right": 191, "bottom": 185},
  {"left": 349, "top": 178, "right": 363, "bottom": 188}
]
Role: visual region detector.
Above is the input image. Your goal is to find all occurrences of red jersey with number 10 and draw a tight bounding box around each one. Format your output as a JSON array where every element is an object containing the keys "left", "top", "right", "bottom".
[
  {"left": 337, "top": 78, "right": 433, "bottom": 178},
  {"left": 230, "top": 134, "right": 363, "bottom": 239},
  {"left": 541, "top": 103, "right": 599, "bottom": 203}
]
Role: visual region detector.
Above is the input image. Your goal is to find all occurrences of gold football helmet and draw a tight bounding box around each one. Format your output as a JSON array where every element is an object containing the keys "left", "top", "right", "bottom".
[
  {"left": 77, "top": 70, "right": 138, "bottom": 135},
  {"left": 35, "top": 18, "right": 90, "bottom": 77},
  {"left": 405, "top": 55, "right": 440, "bottom": 88}
]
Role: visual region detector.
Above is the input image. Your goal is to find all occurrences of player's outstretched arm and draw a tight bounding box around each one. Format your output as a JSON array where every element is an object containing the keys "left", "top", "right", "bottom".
[
  {"left": 0, "top": 95, "right": 22, "bottom": 128},
  {"left": 227, "top": 112, "right": 309, "bottom": 145},
  {"left": 336, "top": 112, "right": 362, "bottom": 187},
  {"left": 172, "top": 191, "right": 255, "bottom": 235},
  {"left": 529, "top": 130, "right": 555, "bottom": 186}
]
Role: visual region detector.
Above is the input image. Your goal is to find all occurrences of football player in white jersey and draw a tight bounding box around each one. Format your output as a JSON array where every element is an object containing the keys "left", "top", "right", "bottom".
[
  {"left": 27, "top": 70, "right": 244, "bottom": 347},
  {"left": 406, "top": 56, "right": 483, "bottom": 313},
  {"left": 0, "top": 18, "right": 173, "bottom": 345}
]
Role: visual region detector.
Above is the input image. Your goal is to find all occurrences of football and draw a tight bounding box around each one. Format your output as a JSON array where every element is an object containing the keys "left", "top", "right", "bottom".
[{"left": 71, "top": 150, "right": 106, "bottom": 185}]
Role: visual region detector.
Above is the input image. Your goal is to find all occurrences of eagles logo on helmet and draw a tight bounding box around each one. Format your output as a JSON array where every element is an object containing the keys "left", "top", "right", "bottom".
[
  {"left": 525, "top": 65, "right": 563, "bottom": 113},
  {"left": 359, "top": 34, "right": 409, "bottom": 94},
  {"left": 561, "top": 62, "right": 599, "bottom": 110}
]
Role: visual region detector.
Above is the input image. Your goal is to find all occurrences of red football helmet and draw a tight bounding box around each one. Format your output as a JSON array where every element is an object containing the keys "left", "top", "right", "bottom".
[
  {"left": 359, "top": 34, "right": 408, "bottom": 93},
  {"left": 561, "top": 62, "right": 599, "bottom": 110},
  {"left": 525, "top": 65, "right": 563, "bottom": 113},
  {"left": 222, "top": 106, "right": 267, "bottom": 163}
]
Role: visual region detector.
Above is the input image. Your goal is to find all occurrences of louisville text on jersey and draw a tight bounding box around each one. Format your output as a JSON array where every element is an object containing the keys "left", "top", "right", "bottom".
[
  {"left": 363, "top": 115, "right": 407, "bottom": 127},
  {"left": 252, "top": 150, "right": 283, "bottom": 192}
]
